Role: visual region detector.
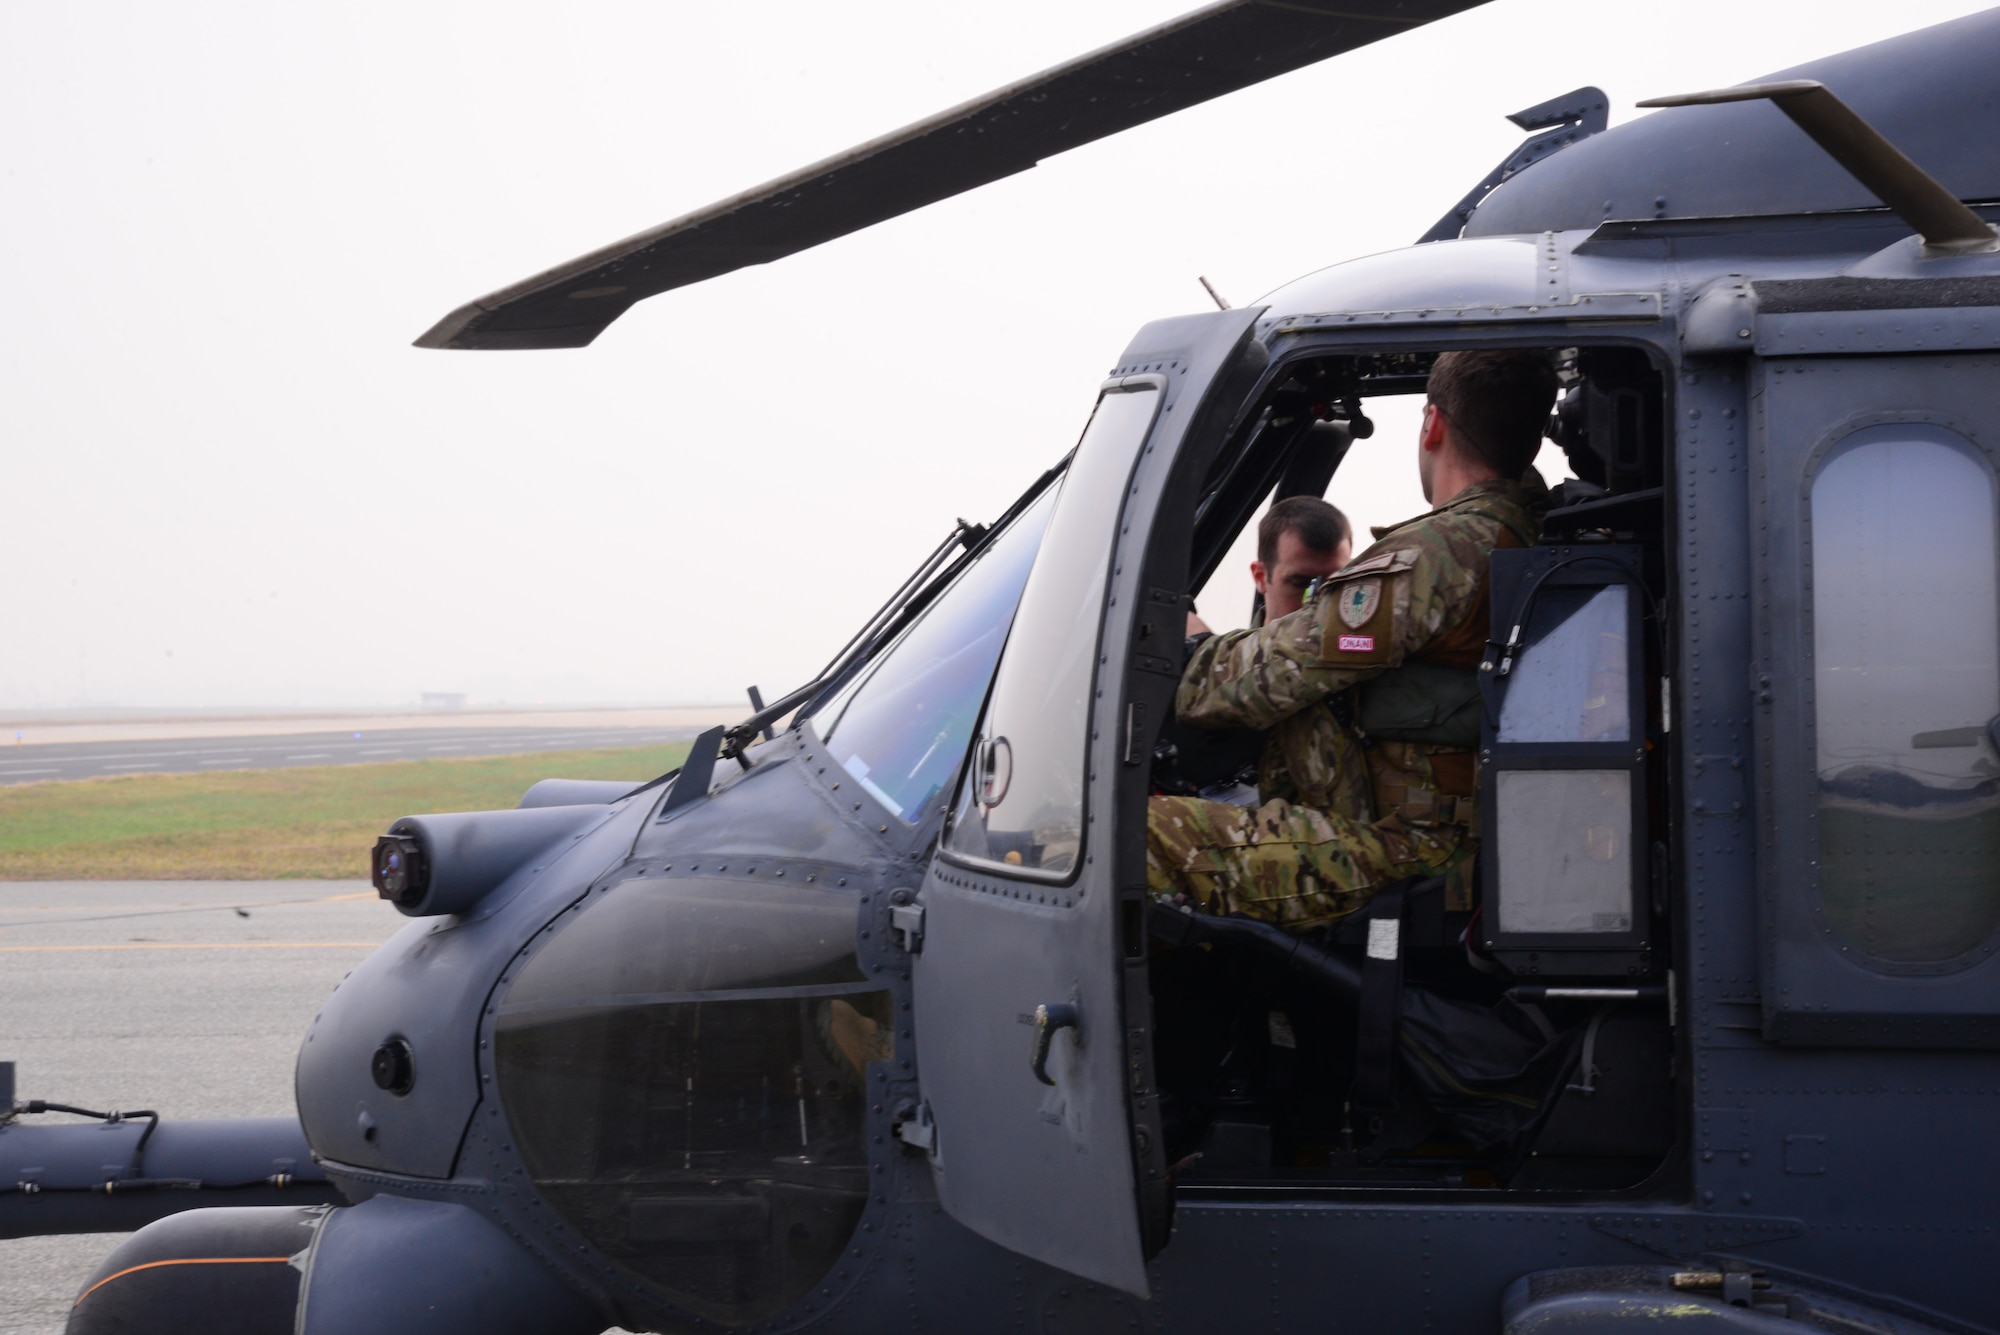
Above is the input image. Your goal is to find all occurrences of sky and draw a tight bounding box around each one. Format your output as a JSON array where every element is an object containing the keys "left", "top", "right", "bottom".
[{"left": 2, "top": 0, "right": 1991, "bottom": 712}]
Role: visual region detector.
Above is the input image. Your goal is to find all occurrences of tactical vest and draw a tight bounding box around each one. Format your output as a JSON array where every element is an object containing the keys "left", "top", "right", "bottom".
[
  {"left": 1354, "top": 658, "right": 1484, "bottom": 748},
  {"left": 1347, "top": 494, "right": 1539, "bottom": 749}
]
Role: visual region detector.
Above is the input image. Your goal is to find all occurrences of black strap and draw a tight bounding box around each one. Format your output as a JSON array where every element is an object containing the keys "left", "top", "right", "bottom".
[
  {"left": 1352, "top": 880, "right": 1409, "bottom": 1113},
  {"left": 1147, "top": 903, "right": 1362, "bottom": 999}
]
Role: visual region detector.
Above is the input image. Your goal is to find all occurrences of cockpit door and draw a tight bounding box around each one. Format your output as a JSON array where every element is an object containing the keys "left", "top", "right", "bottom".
[{"left": 908, "top": 308, "right": 1263, "bottom": 1296}]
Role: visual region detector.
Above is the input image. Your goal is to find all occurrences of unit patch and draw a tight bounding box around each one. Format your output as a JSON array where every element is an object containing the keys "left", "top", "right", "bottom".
[
  {"left": 1337, "top": 579, "right": 1382, "bottom": 629},
  {"left": 1318, "top": 547, "right": 1409, "bottom": 667}
]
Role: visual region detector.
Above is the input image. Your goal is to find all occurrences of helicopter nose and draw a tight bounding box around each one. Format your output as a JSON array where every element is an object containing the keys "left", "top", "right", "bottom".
[{"left": 67, "top": 1196, "right": 605, "bottom": 1335}]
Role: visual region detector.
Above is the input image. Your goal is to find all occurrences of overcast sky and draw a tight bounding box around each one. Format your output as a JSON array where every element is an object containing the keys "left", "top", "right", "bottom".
[{"left": 3, "top": 0, "right": 1989, "bottom": 711}]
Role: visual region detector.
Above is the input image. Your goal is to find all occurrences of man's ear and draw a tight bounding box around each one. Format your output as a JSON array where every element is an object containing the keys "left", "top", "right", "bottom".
[
  {"left": 1249, "top": 559, "right": 1269, "bottom": 594},
  {"left": 1419, "top": 401, "right": 1449, "bottom": 455}
]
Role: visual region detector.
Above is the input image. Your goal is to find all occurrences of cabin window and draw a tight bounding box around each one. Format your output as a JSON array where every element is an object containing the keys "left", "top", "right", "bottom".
[
  {"left": 1493, "top": 770, "right": 1635, "bottom": 935},
  {"left": 1495, "top": 584, "right": 1634, "bottom": 744},
  {"left": 946, "top": 383, "right": 1161, "bottom": 878},
  {"left": 1808, "top": 425, "right": 2000, "bottom": 963}
]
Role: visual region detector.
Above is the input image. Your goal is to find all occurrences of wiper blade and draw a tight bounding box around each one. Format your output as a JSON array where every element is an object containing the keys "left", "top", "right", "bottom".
[
  {"left": 724, "top": 520, "right": 978, "bottom": 758},
  {"left": 723, "top": 455, "right": 1069, "bottom": 761}
]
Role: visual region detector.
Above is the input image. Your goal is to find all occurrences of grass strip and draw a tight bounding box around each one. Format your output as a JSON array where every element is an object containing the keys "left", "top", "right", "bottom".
[{"left": 0, "top": 744, "right": 687, "bottom": 880}]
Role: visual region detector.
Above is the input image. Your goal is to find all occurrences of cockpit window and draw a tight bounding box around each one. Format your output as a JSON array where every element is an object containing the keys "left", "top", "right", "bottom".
[{"left": 812, "top": 485, "right": 1055, "bottom": 823}]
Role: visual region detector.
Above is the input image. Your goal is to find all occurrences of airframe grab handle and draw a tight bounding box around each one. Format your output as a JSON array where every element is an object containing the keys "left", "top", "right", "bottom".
[{"left": 1030, "top": 1003, "right": 1081, "bottom": 1086}]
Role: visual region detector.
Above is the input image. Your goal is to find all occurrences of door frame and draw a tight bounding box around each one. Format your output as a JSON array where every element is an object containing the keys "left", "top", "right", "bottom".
[{"left": 908, "top": 308, "right": 1267, "bottom": 1296}]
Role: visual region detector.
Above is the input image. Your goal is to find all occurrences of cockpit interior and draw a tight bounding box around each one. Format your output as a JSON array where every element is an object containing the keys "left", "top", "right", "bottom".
[{"left": 1147, "top": 342, "right": 1679, "bottom": 1197}]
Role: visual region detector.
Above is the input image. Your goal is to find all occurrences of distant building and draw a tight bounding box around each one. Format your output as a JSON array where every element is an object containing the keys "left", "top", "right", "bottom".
[{"left": 420, "top": 692, "right": 468, "bottom": 712}]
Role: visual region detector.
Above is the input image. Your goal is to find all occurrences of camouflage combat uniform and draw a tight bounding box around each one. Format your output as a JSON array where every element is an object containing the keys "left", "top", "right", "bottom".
[{"left": 1147, "top": 477, "right": 1543, "bottom": 929}]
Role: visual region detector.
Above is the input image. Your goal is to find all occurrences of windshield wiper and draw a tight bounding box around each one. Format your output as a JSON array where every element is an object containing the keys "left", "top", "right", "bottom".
[
  {"left": 724, "top": 520, "right": 981, "bottom": 760},
  {"left": 721, "top": 455, "right": 1069, "bottom": 762},
  {"left": 620, "top": 457, "right": 1068, "bottom": 806}
]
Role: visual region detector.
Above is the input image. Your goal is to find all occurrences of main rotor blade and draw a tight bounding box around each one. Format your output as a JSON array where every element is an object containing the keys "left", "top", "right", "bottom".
[{"left": 417, "top": 0, "right": 1489, "bottom": 350}]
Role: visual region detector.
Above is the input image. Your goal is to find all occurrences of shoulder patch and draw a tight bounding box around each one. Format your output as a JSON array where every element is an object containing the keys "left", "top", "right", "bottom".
[{"left": 1316, "top": 550, "right": 1407, "bottom": 668}]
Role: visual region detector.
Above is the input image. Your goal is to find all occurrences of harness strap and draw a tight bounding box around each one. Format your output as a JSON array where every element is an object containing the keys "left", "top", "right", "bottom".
[
  {"left": 1352, "top": 880, "right": 1410, "bottom": 1113},
  {"left": 1393, "top": 792, "right": 1473, "bottom": 826}
]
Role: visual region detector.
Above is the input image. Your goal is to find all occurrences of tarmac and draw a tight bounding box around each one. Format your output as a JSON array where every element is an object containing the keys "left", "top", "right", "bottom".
[{"left": 0, "top": 882, "right": 399, "bottom": 1334}]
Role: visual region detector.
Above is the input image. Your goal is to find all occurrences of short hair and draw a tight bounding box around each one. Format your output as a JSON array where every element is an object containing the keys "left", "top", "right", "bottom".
[
  {"left": 1426, "top": 349, "right": 1559, "bottom": 478},
  {"left": 1257, "top": 495, "right": 1350, "bottom": 569}
]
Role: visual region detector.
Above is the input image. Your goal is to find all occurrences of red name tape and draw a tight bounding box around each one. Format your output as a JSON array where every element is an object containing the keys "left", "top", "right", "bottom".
[{"left": 1337, "top": 635, "right": 1375, "bottom": 652}]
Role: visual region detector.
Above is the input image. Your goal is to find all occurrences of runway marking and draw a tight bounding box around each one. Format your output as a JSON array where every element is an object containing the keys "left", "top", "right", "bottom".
[
  {"left": 0, "top": 941, "right": 387, "bottom": 953},
  {"left": 3, "top": 730, "right": 690, "bottom": 780},
  {"left": 0, "top": 889, "right": 386, "bottom": 927},
  {"left": 27, "top": 746, "right": 315, "bottom": 763}
]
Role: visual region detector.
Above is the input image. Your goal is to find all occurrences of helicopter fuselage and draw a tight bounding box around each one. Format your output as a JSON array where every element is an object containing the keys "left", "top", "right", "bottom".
[{"left": 38, "top": 9, "right": 2000, "bottom": 1334}]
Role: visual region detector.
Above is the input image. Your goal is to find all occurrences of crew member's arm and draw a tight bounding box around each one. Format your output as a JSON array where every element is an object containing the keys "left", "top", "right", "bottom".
[{"left": 1175, "top": 532, "right": 1479, "bottom": 731}]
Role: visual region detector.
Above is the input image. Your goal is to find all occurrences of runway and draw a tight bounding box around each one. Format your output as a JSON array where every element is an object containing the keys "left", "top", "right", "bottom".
[
  {"left": 0, "top": 723, "right": 701, "bottom": 786},
  {"left": 0, "top": 881, "right": 399, "bottom": 1334}
]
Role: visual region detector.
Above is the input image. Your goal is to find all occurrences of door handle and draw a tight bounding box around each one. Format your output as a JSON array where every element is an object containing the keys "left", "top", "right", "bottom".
[{"left": 1030, "top": 1002, "right": 1080, "bottom": 1086}]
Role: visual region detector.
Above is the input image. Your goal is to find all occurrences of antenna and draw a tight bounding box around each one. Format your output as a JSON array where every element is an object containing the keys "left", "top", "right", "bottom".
[
  {"left": 1197, "top": 275, "right": 1232, "bottom": 310},
  {"left": 1639, "top": 80, "right": 1997, "bottom": 254}
]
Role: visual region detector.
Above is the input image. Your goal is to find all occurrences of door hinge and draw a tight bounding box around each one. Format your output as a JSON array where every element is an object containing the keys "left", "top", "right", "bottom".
[
  {"left": 890, "top": 901, "right": 925, "bottom": 954},
  {"left": 893, "top": 1099, "right": 936, "bottom": 1152},
  {"left": 1123, "top": 701, "right": 1149, "bottom": 765}
]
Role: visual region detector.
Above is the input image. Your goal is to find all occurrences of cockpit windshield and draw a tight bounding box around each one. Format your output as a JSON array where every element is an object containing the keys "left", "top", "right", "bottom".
[{"left": 809, "top": 485, "right": 1056, "bottom": 823}]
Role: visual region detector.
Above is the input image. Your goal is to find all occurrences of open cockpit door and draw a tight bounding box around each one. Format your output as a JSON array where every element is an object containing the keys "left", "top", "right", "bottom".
[{"left": 907, "top": 307, "right": 1264, "bottom": 1295}]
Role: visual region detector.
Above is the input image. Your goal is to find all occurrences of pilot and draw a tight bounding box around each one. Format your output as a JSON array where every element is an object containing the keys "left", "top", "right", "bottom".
[
  {"left": 1186, "top": 494, "right": 1348, "bottom": 654},
  {"left": 1243, "top": 495, "right": 1351, "bottom": 626},
  {"left": 1148, "top": 349, "right": 1557, "bottom": 929}
]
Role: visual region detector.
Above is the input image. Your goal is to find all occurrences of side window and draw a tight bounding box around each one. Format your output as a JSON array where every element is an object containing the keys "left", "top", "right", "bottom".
[
  {"left": 1808, "top": 425, "right": 2000, "bottom": 963},
  {"left": 812, "top": 487, "right": 1055, "bottom": 824},
  {"left": 1496, "top": 585, "right": 1633, "bottom": 744},
  {"left": 945, "top": 384, "right": 1162, "bottom": 878}
]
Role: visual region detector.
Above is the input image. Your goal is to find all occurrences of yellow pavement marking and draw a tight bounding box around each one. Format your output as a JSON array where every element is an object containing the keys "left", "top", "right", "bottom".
[{"left": 0, "top": 941, "right": 388, "bottom": 953}]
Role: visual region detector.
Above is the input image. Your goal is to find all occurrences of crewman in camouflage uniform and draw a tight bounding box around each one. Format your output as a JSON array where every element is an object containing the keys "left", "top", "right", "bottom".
[{"left": 1148, "top": 349, "right": 1558, "bottom": 930}]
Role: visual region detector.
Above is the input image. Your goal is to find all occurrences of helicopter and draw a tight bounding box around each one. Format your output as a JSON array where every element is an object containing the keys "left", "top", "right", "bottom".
[{"left": 9, "top": 0, "right": 2000, "bottom": 1331}]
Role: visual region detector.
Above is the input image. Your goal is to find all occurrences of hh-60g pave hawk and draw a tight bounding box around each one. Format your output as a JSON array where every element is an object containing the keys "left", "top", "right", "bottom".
[{"left": 10, "top": 3, "right": 2000, "bottom": 1333}]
